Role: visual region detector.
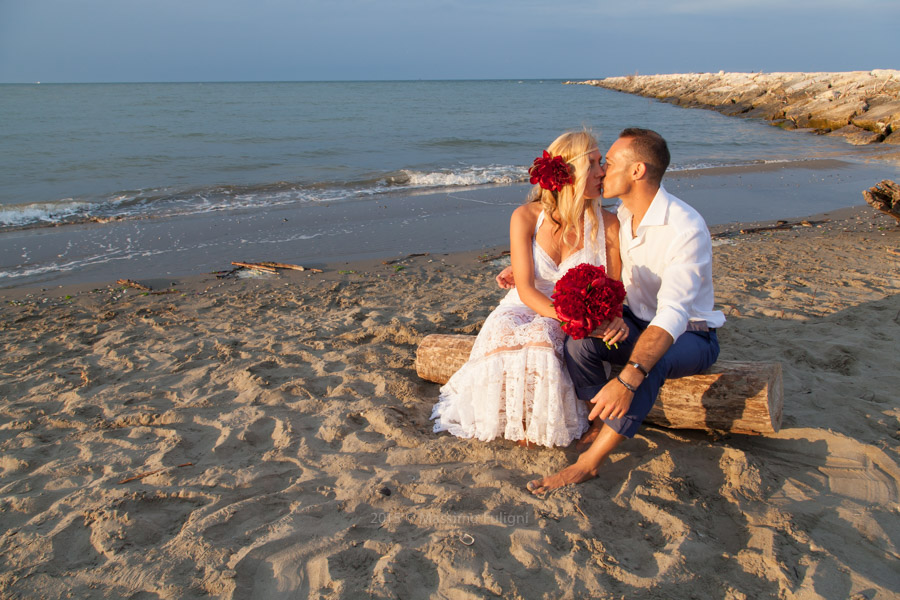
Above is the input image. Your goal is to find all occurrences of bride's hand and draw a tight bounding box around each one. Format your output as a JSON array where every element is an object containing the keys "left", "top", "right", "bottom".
[
  {"left": 589, "top": 317, "right": 629, "bottom": 345},
  {"left": 496, "top": 266, "right": 515, "bottom": 289}
]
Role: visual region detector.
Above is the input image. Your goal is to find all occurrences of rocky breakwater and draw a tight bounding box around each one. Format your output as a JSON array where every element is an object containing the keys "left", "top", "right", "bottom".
[{"left": 573, "top": 70, "right": 900, "bottom": 146}]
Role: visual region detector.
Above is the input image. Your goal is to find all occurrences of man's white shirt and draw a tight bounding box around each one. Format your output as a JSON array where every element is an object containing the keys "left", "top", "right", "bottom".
[{"left": 616, "top": 185, "right": 726, "bottom": 342}]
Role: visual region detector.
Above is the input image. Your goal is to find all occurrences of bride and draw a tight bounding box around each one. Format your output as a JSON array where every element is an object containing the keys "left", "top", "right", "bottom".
[{"left": 431, "top": 130, "right": 628, "bottom": 447}]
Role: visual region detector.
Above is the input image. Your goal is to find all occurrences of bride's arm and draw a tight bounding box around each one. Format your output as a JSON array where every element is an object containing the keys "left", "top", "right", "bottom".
[{"left": 509, "top": 205, "right": 559, "bottom": 320}]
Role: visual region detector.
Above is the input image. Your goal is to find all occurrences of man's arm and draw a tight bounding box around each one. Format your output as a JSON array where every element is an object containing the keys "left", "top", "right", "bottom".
[
  {"left": 648, "top": 228, "right": 711, "bottom": 340},
  {"left": 588, "top": 325, "right": 672, "bottom": 421}
]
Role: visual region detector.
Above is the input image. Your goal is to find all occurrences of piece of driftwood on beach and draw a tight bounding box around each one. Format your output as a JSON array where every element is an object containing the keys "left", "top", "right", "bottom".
[
  {"left": 231, "top": 261, "right": 324, "bottom": 274},
  {"left": 231, "top": 261, "right": 278, "bottom": 274},
  {"left": 863, "top": 179, "right": 900, "bottom": 224},
  {"left": 256, "top": 261, "right": 324, "bottom": 273},
  {"left": 416, "top": 333, "right": 783, "bottom": 435},
  {"left": 711, "top": 219, "right": 827, "bottom": 239}
]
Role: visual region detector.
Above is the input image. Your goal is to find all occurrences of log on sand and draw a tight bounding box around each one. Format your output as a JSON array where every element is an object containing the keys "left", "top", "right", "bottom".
[{"left": 416, "top": 334, "right": 782, "bottom": 435}]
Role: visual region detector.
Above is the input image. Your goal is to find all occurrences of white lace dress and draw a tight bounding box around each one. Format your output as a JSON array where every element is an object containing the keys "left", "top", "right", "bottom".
[{"left": 431, "top": 205, "right": 607, "bottom": 447}]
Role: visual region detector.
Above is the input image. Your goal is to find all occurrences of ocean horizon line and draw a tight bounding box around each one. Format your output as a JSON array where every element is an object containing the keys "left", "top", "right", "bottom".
[
  {"left": 0, "top": 77, "right": 584, "bottom": 86},
  {"left": 4, "top": 69, "right": 894, "bottom": 86}
]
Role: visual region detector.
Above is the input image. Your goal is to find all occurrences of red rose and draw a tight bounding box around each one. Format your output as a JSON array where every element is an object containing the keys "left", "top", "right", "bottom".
[
  {"left": 551, "top": 263, "right": 626, "bottom": 340},
  {"left": 528, "top": 151, "right": 573, "bottom": 192}
]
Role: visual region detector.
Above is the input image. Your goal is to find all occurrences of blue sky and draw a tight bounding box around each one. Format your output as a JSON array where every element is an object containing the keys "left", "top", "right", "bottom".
[{"left": 0, "top": 0, "right": 897, "bottom": 83}]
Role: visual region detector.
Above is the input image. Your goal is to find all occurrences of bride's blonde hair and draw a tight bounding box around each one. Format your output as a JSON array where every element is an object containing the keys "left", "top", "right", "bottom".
[{"left": 529, "top": 129, "right": 599, "bottom": 250}]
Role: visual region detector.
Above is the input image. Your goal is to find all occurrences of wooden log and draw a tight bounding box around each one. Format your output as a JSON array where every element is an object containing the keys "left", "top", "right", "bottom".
[
  {"left": 256, "top": 261, "right": 324, "bottom": 273},
  {"left": 231, "top": 261, "right": 278, "bottom": 274},
  {"left": 416, "top": 334, "right": 782, "bottom": 435},
  {"left": 863, "top": 179, "right": 900, "bottom": 224},
  {"left": 231, "top": 261, "right": 324, "bottom": 274}
]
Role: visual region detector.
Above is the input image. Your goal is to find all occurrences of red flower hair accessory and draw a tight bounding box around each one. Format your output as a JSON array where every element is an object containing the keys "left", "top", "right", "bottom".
[{"left": 529, "top": 151, "right": 573, "bottom": 192}]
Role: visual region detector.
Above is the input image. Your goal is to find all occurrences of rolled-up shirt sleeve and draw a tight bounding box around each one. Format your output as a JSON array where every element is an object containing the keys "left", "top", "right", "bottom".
[{"left": 649, "top": 228, "right": 710, "bottom": 341}]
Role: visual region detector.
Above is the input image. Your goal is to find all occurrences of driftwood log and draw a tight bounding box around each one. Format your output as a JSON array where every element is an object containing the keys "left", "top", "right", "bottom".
[
  {"left": 416, "top": 334, "right": 783, "bottom": 435},
  {"left": 230, "top": 261, "right": 324, "bottom": 274},
  {"left": 863, "top": 179, "right": 900, "bottom": 224}
]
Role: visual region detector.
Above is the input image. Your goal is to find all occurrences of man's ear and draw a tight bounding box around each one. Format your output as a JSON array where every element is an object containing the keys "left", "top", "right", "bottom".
[{"left": 631, "top": 162, "right": 647, "bottom": 181}]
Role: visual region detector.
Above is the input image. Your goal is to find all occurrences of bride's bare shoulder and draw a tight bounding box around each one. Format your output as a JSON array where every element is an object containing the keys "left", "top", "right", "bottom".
[{"left": 512, "top": 202, "right": 542, "bottom": 225}]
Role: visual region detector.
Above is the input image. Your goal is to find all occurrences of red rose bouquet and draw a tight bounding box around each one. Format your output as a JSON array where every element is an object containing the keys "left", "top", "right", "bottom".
[{"left": 551, "top": 263, "right": 626, "bottom": 340}]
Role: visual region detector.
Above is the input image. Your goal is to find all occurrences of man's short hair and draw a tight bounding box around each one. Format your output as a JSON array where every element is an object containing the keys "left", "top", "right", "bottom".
[{"left": 619, "top": 128, "right": 670, "bottom": 184}]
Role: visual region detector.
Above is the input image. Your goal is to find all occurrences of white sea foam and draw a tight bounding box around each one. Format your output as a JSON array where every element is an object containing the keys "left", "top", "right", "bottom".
[
  {"left": 0, "top": 199, "right": 95, "bottom": 227},
  {"left": 399, "top": 165, "right": 527, "bottom": 189}
]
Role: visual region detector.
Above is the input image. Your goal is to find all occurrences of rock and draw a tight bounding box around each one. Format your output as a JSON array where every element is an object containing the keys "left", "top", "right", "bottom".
[
  {"left": 884, "top": 130, "right": 900, "bottom": 145},
  {"left": 851, "top": 101, "right": 900, "bottom": 133},
  {"left": 715, "top": 101, "right": 754, "bottom": 116},
  {"left": 744, "top": 105, "right": 786, "bottom": 120},
  {"left": 827, "top": 125, "right": 884, "bottom": 145},
  {"left": 784, "top": 98, "right": 866, "bottom": 130},
  {"left": 575, "top": 71, "right": 900, "bottom": 147}
]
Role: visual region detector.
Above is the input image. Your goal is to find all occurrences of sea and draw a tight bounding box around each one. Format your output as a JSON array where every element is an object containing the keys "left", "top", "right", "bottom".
[{"left": 1, "top": 80, "right": 897, "bottom": 288}]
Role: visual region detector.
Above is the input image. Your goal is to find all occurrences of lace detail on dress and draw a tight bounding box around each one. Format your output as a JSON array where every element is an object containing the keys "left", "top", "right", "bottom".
[{"left": 431, "top": 204, "right": 607, "bottom": 447}]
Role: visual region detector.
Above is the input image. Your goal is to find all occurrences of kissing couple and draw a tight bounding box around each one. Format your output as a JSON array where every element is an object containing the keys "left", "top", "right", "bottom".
[{"left": 431, "top": 127, "right": 725, "bottom": 493}]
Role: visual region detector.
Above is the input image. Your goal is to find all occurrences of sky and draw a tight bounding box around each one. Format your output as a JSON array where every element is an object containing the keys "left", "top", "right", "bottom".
[{"left": 0, "top": 0, "right": 897, "bottom": 83}]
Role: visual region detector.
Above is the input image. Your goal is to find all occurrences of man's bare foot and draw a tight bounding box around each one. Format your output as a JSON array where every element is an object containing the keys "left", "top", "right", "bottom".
[
  {"left": 575, "top": 421, "right": 602, "bottom": 452},
  {"left": 526, "top": 461, "right": 599, "bottom": 495}
]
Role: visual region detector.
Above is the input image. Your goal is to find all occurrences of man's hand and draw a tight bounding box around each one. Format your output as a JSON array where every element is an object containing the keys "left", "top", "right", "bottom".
[
  {"left": 588, "top": 325, "right": 673, "bottom": 422},
  {"left": 496, "top": 265, "right": 515, "bottom": 289},
  {"left": 588, "top": 378, "right": 634, "bottom": 421}
]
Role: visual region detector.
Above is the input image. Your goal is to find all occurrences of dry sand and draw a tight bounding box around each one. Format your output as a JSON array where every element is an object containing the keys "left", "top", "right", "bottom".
[{"left": 1, "top": 206, "right": 898, "bottom": 599}]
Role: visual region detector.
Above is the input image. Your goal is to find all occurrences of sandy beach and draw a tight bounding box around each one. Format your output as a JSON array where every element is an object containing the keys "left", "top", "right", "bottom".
[{"left": 1, "top": 194, "right": 898, "bottom": 597}]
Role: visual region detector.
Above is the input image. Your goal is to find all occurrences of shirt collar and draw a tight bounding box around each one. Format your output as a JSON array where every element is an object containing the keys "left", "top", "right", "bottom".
[
  {"left": 639, "top": 185, "right": 670, "bottom": 230},
  {"left": 616, "top": 185, "right": 670, "bottom": 233}
]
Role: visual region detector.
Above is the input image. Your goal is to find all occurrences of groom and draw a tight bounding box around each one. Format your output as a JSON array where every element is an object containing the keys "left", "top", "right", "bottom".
[{"left": 502, "top": 128, "right": 725, "bottom": 492}]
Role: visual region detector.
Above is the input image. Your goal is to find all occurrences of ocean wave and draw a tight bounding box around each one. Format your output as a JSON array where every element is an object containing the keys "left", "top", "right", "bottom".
[
  {"left": 389, "top": 165, "right": 527, "bottom": 189},
  {"left": 0, "top": 164, "right": 530, "bottom": 232},
  {"left": 670, "top": 157, "right": 813, "bottom": 172},
  {"left": 5, "top": 157, "right": 840, "bottom": 232},
  {"left": 0, "top": 199, "right": 97, "bottom": 227}
]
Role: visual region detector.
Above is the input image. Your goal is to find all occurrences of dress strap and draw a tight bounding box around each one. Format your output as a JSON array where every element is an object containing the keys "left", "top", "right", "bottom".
[{"left": 534, "top": 210, "right": 545, "bottom": 236}]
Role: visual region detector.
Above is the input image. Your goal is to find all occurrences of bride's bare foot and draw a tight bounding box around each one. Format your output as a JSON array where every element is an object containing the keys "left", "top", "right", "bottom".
[
  {"left": 575, "top": 421, "right": 602, "bottom": 452},
  {"left": 526, "top": 460, "right": 599, "bottom": 495}
]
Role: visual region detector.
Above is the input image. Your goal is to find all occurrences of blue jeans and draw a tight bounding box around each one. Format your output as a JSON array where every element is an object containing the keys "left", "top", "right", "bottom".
[{"left": 563, "top": 306, "right": 720, "bottom": 438}]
